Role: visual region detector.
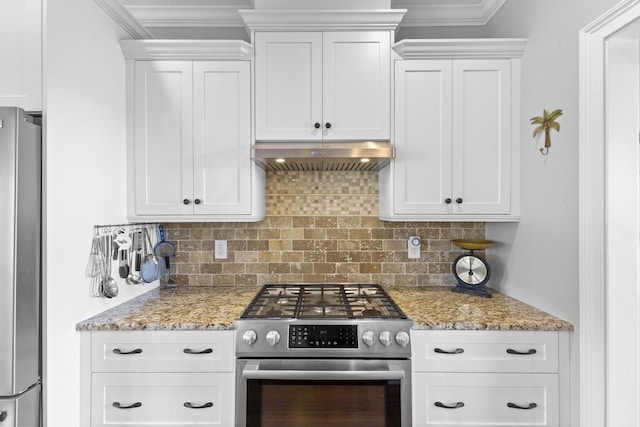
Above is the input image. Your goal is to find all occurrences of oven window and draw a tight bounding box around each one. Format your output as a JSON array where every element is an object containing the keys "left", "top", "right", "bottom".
[{"left": 246, "top": 380, "right": 401, "bottom": 427}]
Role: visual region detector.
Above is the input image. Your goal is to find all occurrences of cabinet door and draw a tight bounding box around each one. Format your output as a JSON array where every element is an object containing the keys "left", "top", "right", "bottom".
[
  {"left": 193, "top": 62, "right": 252, "bottom": 215},
  {"left": 254, "top": 32, "right": 323, "bottom": 141},
  {"left": 0, "top": 0, "right": 41, "bottom": 111},
  {"left": 323, "top": 32, "right": 391, "bottom": 140},
  {"left": 452, "top": 60, "right": 511, "bottom": 214},
  {"left": 91, "top": 330, "right": 234, "bottom": 373},
  {"left": 133, "top": 61, "right": 194, "bottom": 215},
  {"left": 413, "top": 373, "right": 559, "bottom": 427},
  {"left": 393, "top": 60, "right": 453, "bottom": 214},
  {"left": 411, "top": 330, "right": 559, "bottom": 373},
  {"left": 92, "top": 373, "right": 234, "bottom": 427}
]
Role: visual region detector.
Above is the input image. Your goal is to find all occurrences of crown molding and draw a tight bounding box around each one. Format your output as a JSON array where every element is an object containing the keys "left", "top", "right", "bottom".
[
  {"left": 119, "top": 39, "right": 253, "bottom": 60},
  {"left": 127, "top": 4, "right": 250, "bottom": 28},
  {"left": 94, "top": 0, "right": 506, "bottom": 38},
  {"left": 93, "top": 0, "right": 153, "bottom": 39},
  {"left": 239, "top": 9, "right": 406, "bottom": 31},
  {"left": 394, "top": 0, "right": 506, "bottom": 27},
  {"left": 392, "top": 38, "right": 527, "bottom": 59}
]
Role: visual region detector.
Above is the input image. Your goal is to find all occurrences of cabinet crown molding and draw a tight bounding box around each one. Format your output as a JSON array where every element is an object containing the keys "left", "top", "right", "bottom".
[
  {"left": 119, "top": 39, "right": 253, "bottom": 60},
  {"left": 239, "top": 9, "right": 407, "bottom": 31},
  {"left": 393, "top": 38, "right": 528, "bottom": 59}
]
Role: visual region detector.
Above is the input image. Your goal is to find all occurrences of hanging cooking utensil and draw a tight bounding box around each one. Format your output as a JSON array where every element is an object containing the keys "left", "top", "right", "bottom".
[
  {"left": 141, "top": 228, "right": 164, "bottom": 283},
  {"left": 154, "top": 225, "right": 177, "bottom": 287},
  {"left": 86, "top": 236, "right": 101, "bottom": 279},
  {"left": 127, "top": 231, "right": 144, "bottom": 285},
  {"left": 153, "top": 225, "right": 176, "bottom": 267},
  {"left": 100, "top": 235, "right": 119, "bottom": 298},
  {"left": 115, "top": 228, "right": 131, "bottom": 279}
]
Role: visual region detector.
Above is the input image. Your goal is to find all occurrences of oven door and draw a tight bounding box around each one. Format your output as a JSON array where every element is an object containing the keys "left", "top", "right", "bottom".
[{"left": 236, "top": 359, "right": 411, "bottom": 427}]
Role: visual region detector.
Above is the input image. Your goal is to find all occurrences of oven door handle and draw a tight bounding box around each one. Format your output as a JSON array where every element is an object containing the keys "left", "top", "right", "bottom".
[{"left": 242, "top": 361, "right": 406, "bottom": 381}]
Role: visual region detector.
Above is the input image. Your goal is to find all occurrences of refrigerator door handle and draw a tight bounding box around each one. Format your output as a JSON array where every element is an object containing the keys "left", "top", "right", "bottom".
[{"left": 0, "top": 379, "right": 41, "bottom": 400}]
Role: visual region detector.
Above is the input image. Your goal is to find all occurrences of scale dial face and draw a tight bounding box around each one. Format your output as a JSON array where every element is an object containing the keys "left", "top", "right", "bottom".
[{"left": 453, "top": 254, "right": 490, "bottom": 286}]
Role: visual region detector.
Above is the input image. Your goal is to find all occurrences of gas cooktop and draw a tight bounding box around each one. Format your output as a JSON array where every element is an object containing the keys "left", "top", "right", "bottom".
[
  {"left": 239, "top": 283, "right": 408, "bottom": 320},
  {"left": 235, "top": 284, "right": 412, "bottom": 358}
]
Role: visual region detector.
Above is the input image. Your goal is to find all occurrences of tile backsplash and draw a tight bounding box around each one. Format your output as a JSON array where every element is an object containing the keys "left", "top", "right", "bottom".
[{"left": 164, "top": 171, "right": 485, "bottom": 287}]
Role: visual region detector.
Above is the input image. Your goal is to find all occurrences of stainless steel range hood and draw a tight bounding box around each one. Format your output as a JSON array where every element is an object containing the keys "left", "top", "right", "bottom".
[{"left": 252, "top": 141, "right": 395, "bottom": 171}]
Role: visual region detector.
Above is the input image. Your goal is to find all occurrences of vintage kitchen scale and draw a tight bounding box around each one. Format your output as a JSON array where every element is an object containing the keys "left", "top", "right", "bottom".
[{"left": 450, "top": 239, "right": 494, "bottom": 298}]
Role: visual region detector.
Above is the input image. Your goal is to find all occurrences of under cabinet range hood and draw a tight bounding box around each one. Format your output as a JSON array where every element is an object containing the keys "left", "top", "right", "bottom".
[{"left": 251, "top": 141, "right": 395, "bottom": 171}]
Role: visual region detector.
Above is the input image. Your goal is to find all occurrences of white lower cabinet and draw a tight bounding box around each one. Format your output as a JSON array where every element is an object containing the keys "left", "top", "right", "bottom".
[
  {"left": 411, "top": 330, "right": 570, "bottom": 427},
  {"left": 81, "top": 331, "right": 235, "bottom": 427},
  {"left": 92, "top": 373, "right": 234, "bottom": 427},
  {"left": 414, "top": 373, "right": 558, "bottom": 426}
]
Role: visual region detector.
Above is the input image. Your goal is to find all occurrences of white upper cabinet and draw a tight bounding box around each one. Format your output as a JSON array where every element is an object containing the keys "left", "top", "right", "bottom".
[
  {"left": 0, "top": 0, "right": 41, "bottom": 111},
  {"left": 380, "top": 39, "right": 526, "bottom": 222},
  {"left": 133, "top": 61, "right": 194, "bottom": 217},
  {"left": 254, "top": 31, "right": 391, "bottom": 141},
  {"left": 122, "top": 40, "right": 265, "bottom": 222}
]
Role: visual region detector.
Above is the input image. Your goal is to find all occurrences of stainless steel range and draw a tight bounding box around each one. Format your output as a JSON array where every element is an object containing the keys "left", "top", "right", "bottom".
[{"left": 234, "top": 283, "right": 412, "bottom": 427}]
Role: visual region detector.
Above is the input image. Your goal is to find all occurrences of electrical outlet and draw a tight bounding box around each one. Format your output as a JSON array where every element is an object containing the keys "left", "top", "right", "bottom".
[
  {"left": 408, "top": 236, "right": 421, "bottom": 259},
  {"left": 215, "top": 240, "right": 227, "bottom": 259}
]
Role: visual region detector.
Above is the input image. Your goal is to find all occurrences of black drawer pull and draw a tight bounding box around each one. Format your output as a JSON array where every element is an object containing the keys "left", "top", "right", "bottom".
[
  {"left": 184, "top": 402, "right": 214, "bottom": 409},
  {"left": 507, "top": 348, "right": 537, "bottom": 355},
  {"left": 435, "top": 401, "right": 464, "bottom": 409},
  {"left": 113, "top": 348, "right": 142, "bottom": 355},
  {"left": 508, "top": 402, "right": 538, "bottom": 410},
  {"left": 0, "top": 411, "right": 7, "bottom": 422},
  {"left": 434, "top": 347, "right": 464, "bottom": 354},
  {"left": 113, "top": 402, "right": 142, "bottom": 409},
  {"left": 183, "top": 348, "right": 213, "bottom": 354}
]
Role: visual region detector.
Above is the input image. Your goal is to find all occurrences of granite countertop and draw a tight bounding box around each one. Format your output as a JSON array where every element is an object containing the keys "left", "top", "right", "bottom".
[
  {"left": 76, "top": 285, "right": 573, "bottom": 332},
  {"left": 386, "top": 287, "right": 573, "bottom": 331}
]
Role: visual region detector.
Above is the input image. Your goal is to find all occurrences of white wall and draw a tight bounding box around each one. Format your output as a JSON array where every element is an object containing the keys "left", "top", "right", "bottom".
[
  {"left": 44, "top": 1, "right": 157, "bottom": 426},
  {"left": 484, "top": 0, "right": 619, "bottom": 325},
  {"left": 482, "top": 1, "right": 620, "bottom": 426}
]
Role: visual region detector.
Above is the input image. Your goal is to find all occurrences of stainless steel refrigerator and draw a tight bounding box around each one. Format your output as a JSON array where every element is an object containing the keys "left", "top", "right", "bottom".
[{"left": 0, "top": 107, "right": 42, "bottom": 426}]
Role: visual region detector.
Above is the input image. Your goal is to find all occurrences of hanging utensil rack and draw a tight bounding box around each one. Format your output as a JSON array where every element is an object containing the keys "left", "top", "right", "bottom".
[
  {"left": 93, "top": 222, "right": 160, "bottom": 237},
  {"left": 87, "top": 223, "right": 163, "bottom": 298}
]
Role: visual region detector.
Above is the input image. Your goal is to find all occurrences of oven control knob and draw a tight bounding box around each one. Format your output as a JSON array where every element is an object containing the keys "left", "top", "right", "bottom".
[
  {"left": 362, "top": 330, "right": 376, "bottom": 347},
  {"left": 266, "top": 330, "right": 281, "bottom": 347},
  {"left": 379, "top": 331, "right": 392, "bottom": 347},
  {"left": 242, "top": 330, "right": 257, "bottom": 346},
  {"left": 395, "top": 331, "right": 410, "bottom": 347}
]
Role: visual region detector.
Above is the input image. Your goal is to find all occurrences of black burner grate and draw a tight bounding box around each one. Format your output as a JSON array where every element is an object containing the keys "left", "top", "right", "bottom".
[{"left": 239, "top": 283, "right": 407, "bottom": 320}]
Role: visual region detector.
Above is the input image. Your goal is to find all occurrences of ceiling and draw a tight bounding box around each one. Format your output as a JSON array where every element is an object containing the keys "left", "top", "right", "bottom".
[{"left": 93, "top": 0, "right": 506, "bottom": 39}]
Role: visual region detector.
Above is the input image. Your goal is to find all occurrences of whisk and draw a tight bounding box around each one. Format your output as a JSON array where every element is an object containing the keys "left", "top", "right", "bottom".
[{"left": 86, "top": 236, "right": 102, "bottom": 278}]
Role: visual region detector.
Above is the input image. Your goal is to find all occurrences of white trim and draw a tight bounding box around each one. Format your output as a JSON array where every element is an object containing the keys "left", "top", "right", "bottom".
[
  {"left": 394, "top": 0, "right": 505, "bottom": 27},
  {"left": 103, "top": 0, "right": 503, "bottom": 30},
  {"left": 378, "top": 214, "right": 521, "bottom": 222},
  {"left": 127, "top": 5, "right": 249, "bottom": 28},
  {"left": 238, "top": 9, "right": 406, "bottom": 32},
  {"left": 579, "top": 1, "right": 640, "bottom": 426},
  {"left": 92, "top": 0, "right": 153, "bottom": 39},
  {"left": 119, "top": 39, "right": 253, "bottom": 60},
  {"left": 392, "top": 38, "right": 527, "bottom": 59}
]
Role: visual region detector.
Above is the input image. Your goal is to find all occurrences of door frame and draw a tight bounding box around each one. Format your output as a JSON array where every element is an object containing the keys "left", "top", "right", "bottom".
[{"left": 579, "top": 1, "right": 640, "bottom": 425}]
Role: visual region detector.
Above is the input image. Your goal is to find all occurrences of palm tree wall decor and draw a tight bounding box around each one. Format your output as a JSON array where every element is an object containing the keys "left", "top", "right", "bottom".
[{"left": 530, "top": 109, "right": 563, "bottom": 155}]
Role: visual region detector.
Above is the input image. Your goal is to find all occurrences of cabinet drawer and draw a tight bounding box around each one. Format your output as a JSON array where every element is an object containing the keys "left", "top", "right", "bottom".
[
  {"left": 411, "top": 330, "right": 558, "bottom": 373},
  {"left": 91, "top": 372, "right": 234, "bottom": 427},
  {"left": 91, "top": 331, "right": 234, "bottom": 372},
  {"left": 413, "top": 373, "right": 559, "bottom": 427}
]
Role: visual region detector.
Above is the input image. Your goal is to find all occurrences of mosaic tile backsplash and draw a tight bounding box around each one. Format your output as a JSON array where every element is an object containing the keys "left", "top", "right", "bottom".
[{"left": 164, "top": 171, "right": 485, "bottom": 287}]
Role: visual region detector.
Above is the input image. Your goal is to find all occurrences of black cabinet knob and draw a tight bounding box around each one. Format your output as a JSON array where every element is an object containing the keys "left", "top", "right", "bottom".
[
  {"left": 456, "top": 198, "right": 463, "bottom": 204},
  {"left": 183, "top": 199, "right": 191, "bottom": 205},
  {"left": 314, "top": 123, "right": 321, "bottom": 129},
  {"left": 445, "top": 198, "right": 452, "bottom": 204},
  {"left": 194, "top": 199, "right": 201, "bottom": 205},
  {"left": 325, "top": 122, "right": 332, "bottom": 129}
]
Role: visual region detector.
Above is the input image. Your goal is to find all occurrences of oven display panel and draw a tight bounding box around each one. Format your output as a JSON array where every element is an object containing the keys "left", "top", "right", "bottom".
[{"left": 289, "top": 325, "right": 358, "bottom": 348}]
